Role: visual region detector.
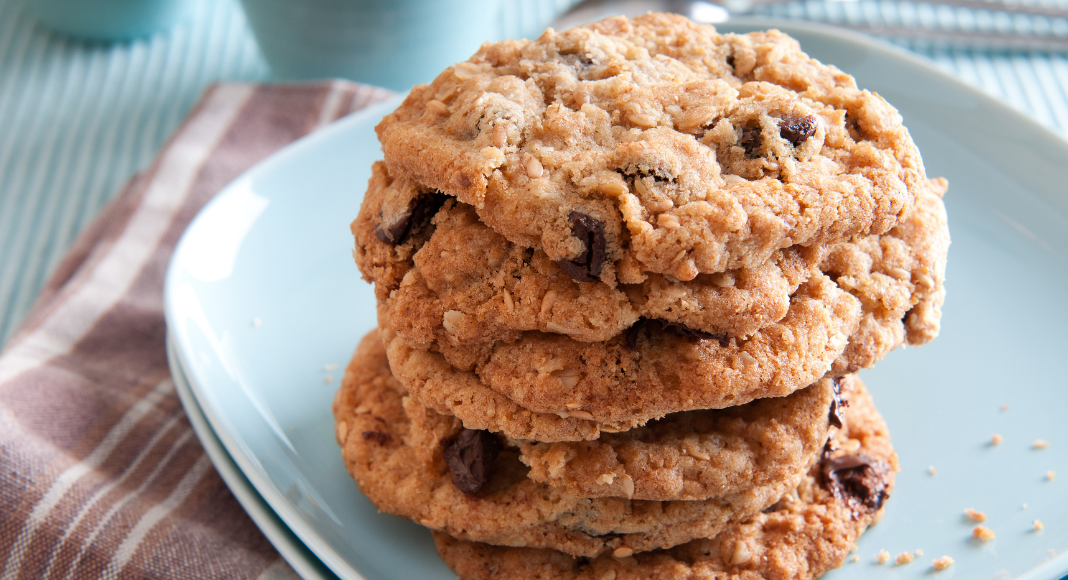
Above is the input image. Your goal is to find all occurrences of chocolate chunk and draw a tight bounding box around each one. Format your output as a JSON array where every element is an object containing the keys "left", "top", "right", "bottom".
[
  {"left": 442, "top": 428, "right": 502, "bottom": 495},
  {"left": 740, "top": 126, "right": 762, "bottom": 158},
  {"left": 828, "top": 377, "right": 845, "bottom": 429},
  {"left": 374, "top": 192, "right": 447, "bottom": 245},
  {"left": 820, "top": 452, "right": 892, "bottom": 514},
  {"left": 779, "top": 116, "right": 818, "bottom": 146},
  {"left": 361, "top": 431, "right": 392, "bottom": 445},
  {"left": 557, "top": 211, "right": 606, "bottom": 283},
  {"left": 828, "top": 399, "right": 844, "bottom": 429},
  {"left": 625, "top": 318, "right": 728, "bottom": 350}
]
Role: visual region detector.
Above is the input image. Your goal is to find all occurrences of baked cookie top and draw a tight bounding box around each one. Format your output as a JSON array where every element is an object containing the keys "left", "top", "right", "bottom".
[
  {"left": 334, "top": 330, "right": 808, "bottom": 557},
  {"left": 432, "top": 372, "right": 897, "bottom": 580},
  {"left": 374, "top": 12, "right": 925, "bottom": 284}
]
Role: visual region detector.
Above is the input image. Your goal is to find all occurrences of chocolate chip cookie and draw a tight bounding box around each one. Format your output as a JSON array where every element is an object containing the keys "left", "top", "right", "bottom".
[
  {"left": 356, "top": 160, "right": 822, "bottom": 344},
  {"left": 431, "top": 370, "right": 897, "bottom": 580},
  {"left": 511, "top": 378, "right": 839, "bottom": 501},
  {"left": 374, "top": 12, "right": 925, "bottom": 284},
  {"left": 335, "top": 330, "right": 815, "bottom": 557}
]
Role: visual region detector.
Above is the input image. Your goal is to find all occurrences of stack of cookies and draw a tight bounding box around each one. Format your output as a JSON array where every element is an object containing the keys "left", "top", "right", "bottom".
[{"left": 334, "top": 13, "right": 950, "bottom": 580}]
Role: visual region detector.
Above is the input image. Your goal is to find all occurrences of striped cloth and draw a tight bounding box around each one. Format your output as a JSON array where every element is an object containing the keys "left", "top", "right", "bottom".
[{"left": 0, "top": 81, "right": 393, "bottom": 580}]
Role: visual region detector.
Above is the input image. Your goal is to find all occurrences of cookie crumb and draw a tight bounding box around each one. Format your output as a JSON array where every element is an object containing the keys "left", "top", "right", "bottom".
[
  {"left": 876, "top": 550, "right": 890, "bottom": 564},
  {"left": 973, "top": 525, "right": 996, "bottom": 541},
  {"left": 991, "top": 433, "right": 1003, "bottom": 445},
  {"left": 1033, "top": 439, "right": 1051, "bottom": 449},
  {"left": 1033, "top": 520, "right": 1044, "bottom": 531},
  {"left": 1022, "top": 503, "right": 1028, "bottom": 509},
  {"left": 324, "top": 376, "right": 334, "bottom": 384},
  {"left": 927, "top": 465, "right": 938, "bottom": 476},
  {"left": 850, "top": 555, "right": 860, "bottom": 563},
  {"left": 895, "top": 552, "right": 915, "bottom": 565},
  {"left": 323, "top": 363, "right": 339, "bottom": 371},
  {"left": 251, "top": 317, "right": 262, "bottom": 327},
  {"left": 916, "top": 549, "right": 925, "bottom": 556},
  {"left": 612, "top": 547, "right": 633, "bottom": 559},
  {"left": 932, "top": 556, "right": 954, "bottom": 570},
  {"left": 1046, "top": 470, "right": 1056, "bottom": 481},
  {"left": 964, "top": 508, "right": 987, "bottom": 522},
  {"left": 1001, "top": 404, "right": 1009, "bottom": 412}
]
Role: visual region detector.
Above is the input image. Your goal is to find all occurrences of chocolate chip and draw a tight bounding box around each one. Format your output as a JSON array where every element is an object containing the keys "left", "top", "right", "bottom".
[
  {"left": 820, "top": 452, "right": 892, "bottom": 514},
  {"left": 828, "top": 377, "right": 845, "bottom": 429},
  {"left": 442, "top": 428, "right": 502, "bottom": 495},
  {"left": 374, "top": 192, "right": 447, "bottom": 245},
  {"left": 625, "top": 318, "right": 728, "bottom": 350},
  {"left": 361, "top": 431, "right": 392, "bottom": 445},
  {"left": 557, "top": 211, "right": 606, "bottom": 283},
  {"left": 740, "top": 126, "right": 762, "bottom": 158},
  {"left": 779, "top": 116, "right": 818, "bottom": 146}
]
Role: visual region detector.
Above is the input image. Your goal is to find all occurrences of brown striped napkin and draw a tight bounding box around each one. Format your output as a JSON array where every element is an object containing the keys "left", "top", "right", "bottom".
[{"left": 0, "top": 80, "right": 394, "bottom": 580}]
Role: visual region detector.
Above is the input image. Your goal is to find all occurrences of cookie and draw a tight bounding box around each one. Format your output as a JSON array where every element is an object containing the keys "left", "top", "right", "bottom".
[
  {"left": 335, "top": 330, "right": 813, "bottom": 557},
  {"left": 378, "top": 178, "right": 947, "bottom": 429},
  {"left": 374, "top": 13, "right": 924, "bottom": 284},
  {"left": 828, "top": 176, "right": 950, "bottom": 374},
  {"left": 431, "top": 373, "right": 897, "bottom": 580},
  {"left": 385, "top": 272, "right": 859, "bottom": 429},
  {"left": 513, "top": 378, "right": 838, "bottom": 501},
  {"left": 355, "top": 161, "right": 822, "bottom": 344}
]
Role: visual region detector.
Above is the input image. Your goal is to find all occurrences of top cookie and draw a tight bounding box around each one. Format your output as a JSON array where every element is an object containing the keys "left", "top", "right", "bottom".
[{"left": 374, "top": 12, "right": 925, "bottom": 283}]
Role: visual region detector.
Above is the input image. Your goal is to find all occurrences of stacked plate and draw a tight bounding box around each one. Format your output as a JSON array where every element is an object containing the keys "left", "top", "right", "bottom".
[{"left": 164, "top": 19, "right": 1068, "bottom": 580}]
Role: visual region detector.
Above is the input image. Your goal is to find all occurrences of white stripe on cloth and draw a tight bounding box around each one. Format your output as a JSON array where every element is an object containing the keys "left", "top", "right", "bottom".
[
  {"left": 0, "top": 378, "right": 174, "bottom": 580},
  {"left": 314, "top": 80, "right": 349, "bottom": 130},
  {"left": 0, "top": 83, "right": 255, "bottom": 386},
  {"left": 36, "top": 413, "right": 187, "bottom": 579},
  {"left": 103, "top": 455, "right": 214, "bottom": 577},
  {"left": 59, "top": 428, "right": 197, "bottom": 580}
]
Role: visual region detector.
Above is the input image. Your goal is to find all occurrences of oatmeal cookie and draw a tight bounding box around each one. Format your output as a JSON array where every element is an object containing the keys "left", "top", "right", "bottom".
[
  {"left": 829, "top": 176, "right": 949, "bottom": 373},
  {"left": 385, "top": 273, "right": 859, "bottom": 429},
  {"left": 516, "top": 378, "right": 838, "bottom": 501},
  {"left": 374, "top": 13, "right": 925, "bottom": 283},
  {"left": 432, "top": 373, "right": 897, "bottom": 580},
  {"left": 356, "top": 162, "right": 822, "bottom": 344},
  {"left": 377, "top": 179, "right": 947, "bottom": 427},
  {"left": 334, "top": 330, "right": 811, "bottom": 557}
]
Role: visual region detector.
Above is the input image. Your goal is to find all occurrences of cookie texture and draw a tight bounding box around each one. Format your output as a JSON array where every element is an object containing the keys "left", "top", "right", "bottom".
[
  {"left": 385, "top": 273, "right": 859, "bottom": 429},
  {"left": 431, "top": 372, "right": 897, "bottom": 580},
  {"left": 356, "top": 162, "right": 823, "bottom": 344},
  {"left": 515, "top": 378, "right": 837, "bottom": 501},
  {"left": 829, "top": 176, "right": 949, "bottom": 373},
  {"left": 373, "top": 178, "right": 947, "bottom": 428},
  {"left": 335, "top": 330, "right": 813, "bottom": 557},
  {"left": 374, "top": 12, "right": 924, "bottom": 283}
]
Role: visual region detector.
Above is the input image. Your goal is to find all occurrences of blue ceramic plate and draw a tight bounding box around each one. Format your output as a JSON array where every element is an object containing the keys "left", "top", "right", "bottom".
[{"left": 164, "top": 19, "right": 1068, "bottom": 580}]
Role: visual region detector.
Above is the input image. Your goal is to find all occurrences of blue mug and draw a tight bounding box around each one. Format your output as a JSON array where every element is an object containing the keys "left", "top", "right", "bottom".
[
  {"left": 239, "top": 0, "right": 506, "bottom": 91},
  {"left": 20, "top": 0, "right": 196, "bottom": 41}
]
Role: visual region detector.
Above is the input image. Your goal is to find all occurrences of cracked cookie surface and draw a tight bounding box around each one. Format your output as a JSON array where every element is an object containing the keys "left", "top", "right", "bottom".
[{"left": 374, "top": 12, "right": 925, "bottom": 284}]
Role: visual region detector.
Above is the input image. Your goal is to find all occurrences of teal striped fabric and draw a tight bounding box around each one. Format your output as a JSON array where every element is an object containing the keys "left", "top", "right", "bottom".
[
  {"left": 1, "top": 0, "right": 1066, "bottom": 348},
  {"left": 0, "top": 0, "right": 268, "bottom": 344}
]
